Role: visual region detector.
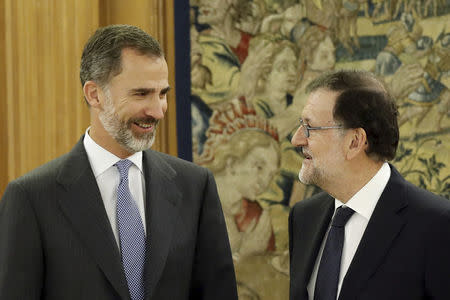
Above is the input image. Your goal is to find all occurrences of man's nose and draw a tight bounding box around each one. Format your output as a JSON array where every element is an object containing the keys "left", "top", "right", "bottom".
[
  {"left": 144, "top": 96, "right": 167, "bottom": 120},
  {"left": 291, "top": 125, "right": 307, "bottom": 147}
]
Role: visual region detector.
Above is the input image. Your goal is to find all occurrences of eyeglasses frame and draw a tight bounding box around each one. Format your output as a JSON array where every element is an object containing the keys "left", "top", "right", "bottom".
[{"left": 298, "top": 118, "right": 344, "bottom": 138}]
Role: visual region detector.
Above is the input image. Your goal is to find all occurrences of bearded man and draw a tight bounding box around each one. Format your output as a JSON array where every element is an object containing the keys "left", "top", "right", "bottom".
[
  {"left": 0, "top": 25, "right": 237, "bottom": 300},
  {"left": 289, "top": 69, "right": 450, "bottom": 300}
]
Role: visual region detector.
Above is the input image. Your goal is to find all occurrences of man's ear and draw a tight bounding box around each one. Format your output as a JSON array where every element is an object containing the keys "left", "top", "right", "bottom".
[
  {"left": 345, "top": 128, "right": 368, "bottom": 160},
  {"left": 83, "top": 81, "right": 101, "bottom": 107}
]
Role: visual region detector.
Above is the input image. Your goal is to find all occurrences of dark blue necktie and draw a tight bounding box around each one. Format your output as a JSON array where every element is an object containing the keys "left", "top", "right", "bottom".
[
  {"left": 314, "top": 206, "right": 355, "bottom": 300},
  {"left": 115, "top": 159, "right": 146, "bottom": 300}
]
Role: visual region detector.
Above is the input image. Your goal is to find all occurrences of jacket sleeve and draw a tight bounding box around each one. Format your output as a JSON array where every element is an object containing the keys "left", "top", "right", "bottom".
[
  {"left": 189, "top": 169, "right": 238, "bottom": 300},
  {"left": 0, "top": 181, "right": 44, "bottom": 299}
]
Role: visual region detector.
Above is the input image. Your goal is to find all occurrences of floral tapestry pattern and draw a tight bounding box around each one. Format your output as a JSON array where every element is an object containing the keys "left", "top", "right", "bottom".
[{"left": 190, "top": 0, "right": 450, "bottom": 298}]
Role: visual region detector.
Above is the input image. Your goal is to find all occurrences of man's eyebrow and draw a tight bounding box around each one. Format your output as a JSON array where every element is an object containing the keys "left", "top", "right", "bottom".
[
  {"left": 129, "top": 86, "right": 171, "bottom": 95},
  {"left": 302, "top": 117, "right": 310, "bottom": 123},
  {"left": 129, "top": 88, "right": 154, "bottom": 95},
  {"left": 161, "top": 86, "right": 171, "bottom": 94}
]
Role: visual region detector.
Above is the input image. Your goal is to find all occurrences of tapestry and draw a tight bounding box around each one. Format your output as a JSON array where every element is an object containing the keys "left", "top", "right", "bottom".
[{"left": 189, "top": 0, "right": 450, "bottom": 298}]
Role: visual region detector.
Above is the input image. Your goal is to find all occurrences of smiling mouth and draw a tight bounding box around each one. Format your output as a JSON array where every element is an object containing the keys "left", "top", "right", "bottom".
[
  {"left": 303, "top": 151, "right": 312, "bottom": 160},
  {"left": 135, "top": 122, "right": 153, "bottom": 129},
  {"left": 296, "top": 147, "right": 311, "bottom": 159},
  {"left": 132, "top": 121, "right": 157, "bottom": 131}
]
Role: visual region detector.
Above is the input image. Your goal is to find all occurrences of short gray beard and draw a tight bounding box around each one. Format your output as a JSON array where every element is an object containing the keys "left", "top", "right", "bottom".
[
  {"left": 298, "top": 162, "right": 327, "bottom": 187},
  {"left": 98, "top": 90, "right": 157, "bottom": 153}
]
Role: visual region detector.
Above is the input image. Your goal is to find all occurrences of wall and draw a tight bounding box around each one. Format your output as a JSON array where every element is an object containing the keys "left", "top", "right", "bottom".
[
  {"left": 0, "top": 0, "right": 176, "bottom": 194},
  {"left": 190, "top": 1, "right": 450, "bottom": 298}
]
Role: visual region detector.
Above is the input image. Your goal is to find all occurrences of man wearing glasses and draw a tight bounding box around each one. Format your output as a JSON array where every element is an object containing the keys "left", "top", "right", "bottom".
[{"left": 289, "top": 69, "right": 450, "bottom": 300}]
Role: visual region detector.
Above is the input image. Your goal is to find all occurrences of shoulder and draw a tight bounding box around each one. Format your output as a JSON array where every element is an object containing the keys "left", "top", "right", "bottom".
[
  {"left": 387, "top": 169, "right": 450, "bottom": 242},
  {"left": 291, "top": 191, "right": 332, "bottom": 217},
  {"left": 6, "top": 153, "right": 70, "bottom": 193},
  {"left": 0, "top": 151, "right": 76, "bottom": 213},
  {"left": 145, "top": 150, "right": 211, "bottom": 178},
  {"left": 400, "top": 182, "right": 450, "bottom": 267},
  {"left": 388, "top": 164, "right": 450, "bottom": 219},
  {"left": 4, "top": 138, "right": 88, "bottom": 195},
  {"left": 403, "top": 180, "right": 450, "bottom": 220}
]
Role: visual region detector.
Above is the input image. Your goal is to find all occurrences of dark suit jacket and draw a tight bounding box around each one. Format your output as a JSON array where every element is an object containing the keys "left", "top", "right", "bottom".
[
  {"left": 0, "top": 138, "right": 237, "bottom": 300},
  {"left": 289, "top": 165, "right": 450, "bottom": 300}
]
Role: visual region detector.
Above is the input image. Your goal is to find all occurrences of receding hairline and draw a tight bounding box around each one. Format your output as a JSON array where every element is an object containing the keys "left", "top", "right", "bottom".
[
  {"left": 98, "top": 47, "right": 166, "bottom": 88},
  {"left": 80, "top": 24, "right": 164, "bottom": 89},
  {"left": 119, "top": 47, "right": 165, "bottom": 65},
  {"left": 305, "top": 69, "right": 389, "bottom": 95}
]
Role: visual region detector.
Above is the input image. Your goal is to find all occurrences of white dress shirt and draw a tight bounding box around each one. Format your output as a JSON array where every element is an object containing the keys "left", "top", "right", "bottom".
[
  {"left": 83, "top": 129, "right": 147, "bottom": 249},
  {"left": 307, "top": 162, "right": 391, "bottom": 300}
]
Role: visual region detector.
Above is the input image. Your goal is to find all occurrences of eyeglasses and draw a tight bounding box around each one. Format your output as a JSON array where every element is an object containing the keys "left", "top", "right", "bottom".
[{"left": 298, "top": 118, "right": 343, "bottom": 137}]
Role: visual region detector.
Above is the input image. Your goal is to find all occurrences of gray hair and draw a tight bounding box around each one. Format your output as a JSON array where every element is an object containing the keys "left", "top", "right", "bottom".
[{"left": 80, "top": 24, "right": 163, "bottom": 103}]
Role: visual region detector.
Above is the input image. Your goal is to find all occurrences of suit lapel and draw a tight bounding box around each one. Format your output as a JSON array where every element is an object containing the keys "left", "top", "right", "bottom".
[
  {"left": 142, "top": 150, "right": 181, "bottom": 300},
  {"left": 339, "top": 166, "right": 408, "bottom": 300},
  {"left": 291, "top": 193, "right": 335, "bottom": 298},
  {"left": 56, "top": 139, "right": 130, "bottom": 300}
]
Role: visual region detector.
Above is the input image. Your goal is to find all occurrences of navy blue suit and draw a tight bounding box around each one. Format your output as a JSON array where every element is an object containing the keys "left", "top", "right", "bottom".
[
  {"left": 289, "top": 165, "right": 450, "bottom": 300},
  {"left": 0, "top": 137, "right": 237, "bottom": 300}
]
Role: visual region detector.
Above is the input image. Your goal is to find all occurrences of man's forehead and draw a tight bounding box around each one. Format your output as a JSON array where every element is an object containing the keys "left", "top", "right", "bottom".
[
  {"left": 112, "top": 50, "right": 168, "bottom": 81},
  {"left": 120, "top": 48, "right": 166, "bottom": 68},
  {"left": 302, "top": 88, "right": 339, "bottom": 121}
]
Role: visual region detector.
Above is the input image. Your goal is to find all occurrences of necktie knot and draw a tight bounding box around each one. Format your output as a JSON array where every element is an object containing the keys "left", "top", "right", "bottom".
[
  {"left": 331, "top": 206, "right": 355, "bottom": 228},
  {"left": 115, "top": 159, "right": 133, "bottom": 180}
]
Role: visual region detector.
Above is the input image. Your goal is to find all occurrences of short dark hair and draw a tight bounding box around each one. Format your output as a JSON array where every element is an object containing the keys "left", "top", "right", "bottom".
[
  {"left": 80, "top": 24, "right": 163, "bottom": 92},
  {"left": 306, "top": 69, "right": 399, "bottom": 161}
]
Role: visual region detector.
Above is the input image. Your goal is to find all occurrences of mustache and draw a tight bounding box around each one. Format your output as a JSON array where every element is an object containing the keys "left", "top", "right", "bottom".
[
  {"left": 295, "top": 147, "right": 311, "bottom": 159},
  {"left": 129, "top": 117, "right": 159, "bottom": 126}
]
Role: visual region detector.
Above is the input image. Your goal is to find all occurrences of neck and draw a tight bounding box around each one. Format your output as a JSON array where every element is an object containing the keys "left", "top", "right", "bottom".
[{"left": 327, "top": 159, "right": 385, "bottom": 202}]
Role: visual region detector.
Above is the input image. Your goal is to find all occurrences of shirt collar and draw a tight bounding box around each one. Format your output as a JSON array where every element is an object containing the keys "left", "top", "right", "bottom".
[
  {"left": 335, "top": 162, "right": 391, "bottom": 220},
  {"left": 83, "top": 127, "right": 143, "bottom": 178}
]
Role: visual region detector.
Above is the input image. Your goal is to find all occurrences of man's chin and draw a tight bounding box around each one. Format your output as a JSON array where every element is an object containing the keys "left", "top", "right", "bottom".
[
  {"left": 129, "top": 125, "right": 155, "bottom": 139},
  {"left": 299, "top": 176, "right": 312, "bottom": 185},
  {"left": 298, "top": 169, "right": 314, "bottom": 185},
  {"left": 118, "top": 136, "right": 155, "bottom": 153},
  {"left": 132, "top": 132, "right": 154, "bottom": 142}
]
